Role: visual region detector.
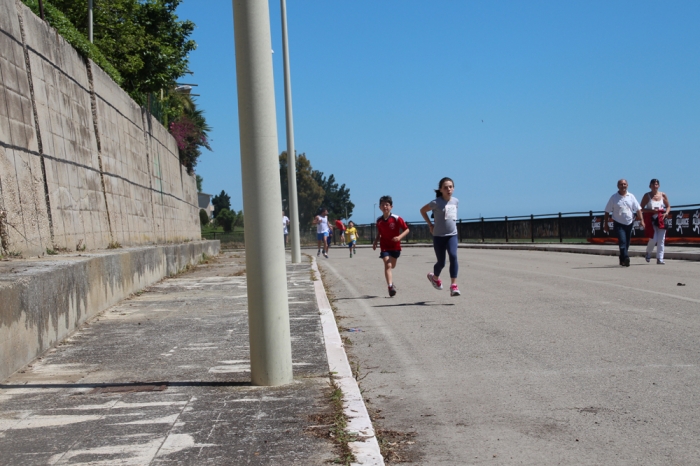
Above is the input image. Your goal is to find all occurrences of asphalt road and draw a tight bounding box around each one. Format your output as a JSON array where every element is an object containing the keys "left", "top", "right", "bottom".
[{"left": 318, "top": 245, "right": 700, "bottom": 465}]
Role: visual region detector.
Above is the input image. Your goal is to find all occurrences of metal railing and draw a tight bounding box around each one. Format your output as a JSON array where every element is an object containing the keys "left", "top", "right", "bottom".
[{"left": 202, "top": 204, "right": 700, "bottom": 248}]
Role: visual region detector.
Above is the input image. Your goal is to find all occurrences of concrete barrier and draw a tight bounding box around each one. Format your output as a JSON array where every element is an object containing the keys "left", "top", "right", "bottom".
[
  {"left": 0, "top": 0, "right": 200, "bottom": 258},
  {"left": 0, "top": 240, "right": 219, "bottom": 381}
]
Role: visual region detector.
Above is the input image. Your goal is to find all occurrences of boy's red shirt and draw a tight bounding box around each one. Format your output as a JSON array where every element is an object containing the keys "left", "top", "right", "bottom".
[{"left": 376, "top": 214, "right": 408, "bottom": 251}]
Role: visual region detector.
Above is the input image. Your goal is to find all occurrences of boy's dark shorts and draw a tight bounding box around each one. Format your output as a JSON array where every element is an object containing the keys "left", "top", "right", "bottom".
[{"left": 379, "top": 250, "right": 401, "bottom": 259}]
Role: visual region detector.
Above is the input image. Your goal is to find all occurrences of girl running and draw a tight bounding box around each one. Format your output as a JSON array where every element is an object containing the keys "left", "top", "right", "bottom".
[{"left": 419, "top": 177, "right": 460, "bottom": 296}]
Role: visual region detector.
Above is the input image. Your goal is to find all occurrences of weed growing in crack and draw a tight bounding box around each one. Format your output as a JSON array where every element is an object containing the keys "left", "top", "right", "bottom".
[{"left": 328, "top": 376, "right": 357, "bottom": 465}]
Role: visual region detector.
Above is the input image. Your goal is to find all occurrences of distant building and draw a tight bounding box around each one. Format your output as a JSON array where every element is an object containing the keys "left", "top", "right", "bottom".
[{"left": 198, "top": 193, "right": 214, "bottom": 219}]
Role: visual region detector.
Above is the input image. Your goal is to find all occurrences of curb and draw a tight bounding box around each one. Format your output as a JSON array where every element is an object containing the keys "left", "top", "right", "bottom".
[{"left": 310, "top": 256, "right": 385, "bottom": 466}]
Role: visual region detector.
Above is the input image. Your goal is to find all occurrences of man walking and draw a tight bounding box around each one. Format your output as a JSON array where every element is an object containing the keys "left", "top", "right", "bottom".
[{"left": 603, "top": 179, "right": 645, "bottom": 267}]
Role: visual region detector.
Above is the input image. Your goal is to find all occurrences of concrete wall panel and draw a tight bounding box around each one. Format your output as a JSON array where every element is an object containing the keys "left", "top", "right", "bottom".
[
  {"left": 0, "top": 0, "right": 21, "bottom": 38},
  {"left": 1, "top": 0, "right": 200, "bottom": 257}
]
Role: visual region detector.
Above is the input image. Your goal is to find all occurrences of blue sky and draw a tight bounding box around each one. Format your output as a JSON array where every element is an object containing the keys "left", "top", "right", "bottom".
[{"left": 177, "top": 1, "right": 699, "bottom": 224}]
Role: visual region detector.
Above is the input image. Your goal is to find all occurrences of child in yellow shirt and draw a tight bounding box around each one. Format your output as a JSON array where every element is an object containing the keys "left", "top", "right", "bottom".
[{"left": 345, "top": 221, "right": 358, "bottom": 257}]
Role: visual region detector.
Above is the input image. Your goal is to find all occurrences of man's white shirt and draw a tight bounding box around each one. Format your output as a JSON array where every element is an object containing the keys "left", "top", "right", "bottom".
[{"left": 605, "top": 192, "right": 641, "bottom": 225}]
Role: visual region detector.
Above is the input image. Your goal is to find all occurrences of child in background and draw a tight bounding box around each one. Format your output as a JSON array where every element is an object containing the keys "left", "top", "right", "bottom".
[
  {"left": 335, "top": 218, "right": 347, "bottom": 245},
  {"left": 420, "top": 177, "right": 460, "bottom": 296},
  {"left": 326, "top": 223, "right": 333, "bottom": 251},
  {"left": 313, "top": 207, "right": 329, "bottom": 258},
  {"left": 345, "top": 221, "right": 358, "bottom": 257},
  {"left": 372, "top": 196, "right": 410, "bottom": 297}
]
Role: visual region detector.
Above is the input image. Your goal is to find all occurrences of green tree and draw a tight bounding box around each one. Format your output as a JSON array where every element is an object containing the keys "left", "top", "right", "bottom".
[
  {"left": 216, "top": 209, "right": 234, "bottom": 232},
  {"left": 312, "top": 171, "right": 354, "bottom": 221},
  {"left": 199, "top": 208, "right": 209, "bottom": 227},
  {"left": 279, "top": 152, "right": 325, "bottom": 228},
  {"left": 33, "top": 0, "right": 210, "bottom": 172},
  {"left": 47, "top": 0, "right": 196, "bottom": 99},
  {"left": 196, "top": 175, "right": 203, "bottom": 193},
  {"left": 211, "top": 190, "right": 231, "bottom": 218}
]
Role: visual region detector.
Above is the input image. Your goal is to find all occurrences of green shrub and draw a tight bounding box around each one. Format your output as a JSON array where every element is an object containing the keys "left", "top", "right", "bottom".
[
  {"left": 216, "top": 209, "right": 234, "bottom": 233},
  {"left": 199, "top": 208, "right": 209, "bottom": 227},
  {"left": 20, "top": 0, "right": 122, "bottom": 85}
]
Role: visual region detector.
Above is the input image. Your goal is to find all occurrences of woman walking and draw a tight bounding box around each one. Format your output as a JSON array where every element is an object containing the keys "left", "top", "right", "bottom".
[{"left": 640, "top": 179, "right": 670, "bottom": 265}]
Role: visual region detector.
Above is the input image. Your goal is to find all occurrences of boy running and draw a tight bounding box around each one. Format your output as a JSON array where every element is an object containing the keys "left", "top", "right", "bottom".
[{"left": 372, "top": 196, "right": 410, "bottom": 297}]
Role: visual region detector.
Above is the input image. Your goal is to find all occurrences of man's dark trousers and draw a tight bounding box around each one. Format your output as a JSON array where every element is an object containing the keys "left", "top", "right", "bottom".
[{"left": 614, "top": 220, "right": 634, "bottom": 264}]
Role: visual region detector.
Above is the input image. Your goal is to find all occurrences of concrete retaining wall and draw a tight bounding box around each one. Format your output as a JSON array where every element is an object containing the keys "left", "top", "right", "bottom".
[
  {"left": 0, "top": 0, "right": 200, "bottom": 258},
  {"left": 0, "top": 240, "right": 220, "bottom": 381}
]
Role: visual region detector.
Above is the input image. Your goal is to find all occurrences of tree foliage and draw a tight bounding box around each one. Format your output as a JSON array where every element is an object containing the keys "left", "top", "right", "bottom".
[
  {"left": 312, "top": 171, "right": 354, "bottom": 221},
  {"left": 199, "top": 208, "right": 209, "bottom": 227},
  {"left": 215, "top": 208, "right": 243, "bottom": 232},
  {"left": 196, "top": 175, "right": 203, "bottom": 193},
  {"left": 216, "top": 209, "right": 234, "bottom": 232},
  {"left": 279, "top": 152, "right": 354, "bottom": 227},
  {"left": 46, "top": 0, "right": 196, "bottom": 99},
  {"left": 211, "top": 190, "right": 231, "bottom": 218},
  {"left": 26, "top": 0, "right": 210, "bottom": 172},
  {"left": 21, "top": 0, "right": 122, "bottom": 84},
  {"left": 169, "top": 98, "right": 211, "bottom": 174},
  {"left": 279, "top": 152, "right": 325, "bottom": 228}
]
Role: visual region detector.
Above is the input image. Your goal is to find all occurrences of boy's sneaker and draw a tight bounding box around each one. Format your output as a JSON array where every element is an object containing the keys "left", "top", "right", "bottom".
[
  {"left": 450, "top": 284, "right": 461, "bottom": 297},
  {"left": 323, "top": 252, "right": 329, "bottom": 259},
  {"left": 427, "top": 273, "right": 443, "bottom": 290},
  {"left": 317, "top": 250, "right": 321, "bottom": 256},
  {"left": 350, "top": 251, "right": 353, "bottom": 258},
  {"left": 388, "top": 284, "right": 397, "bottom": 297}
]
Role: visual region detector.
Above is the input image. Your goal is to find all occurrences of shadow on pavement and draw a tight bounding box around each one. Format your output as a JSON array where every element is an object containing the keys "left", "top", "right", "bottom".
[
  {"left": 334, "top": 295, "right": 379, "bottom": 300},
  {"left": 372, "top": 301, "right": 455, "bottom": 308},
  {"left": 571, "top": 265, "right": 644, "bottom": 269}
]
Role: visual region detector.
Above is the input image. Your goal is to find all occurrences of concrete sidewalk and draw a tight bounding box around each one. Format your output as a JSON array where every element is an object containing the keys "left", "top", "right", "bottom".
[{"left": 0, "top": 252, "right": 355, "bottom": 465}]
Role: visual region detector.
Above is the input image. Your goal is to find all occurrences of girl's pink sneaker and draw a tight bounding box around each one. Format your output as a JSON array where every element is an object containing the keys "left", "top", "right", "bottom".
[{"left": 427, "top": 273, "right": 443, "bottom": 290}]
